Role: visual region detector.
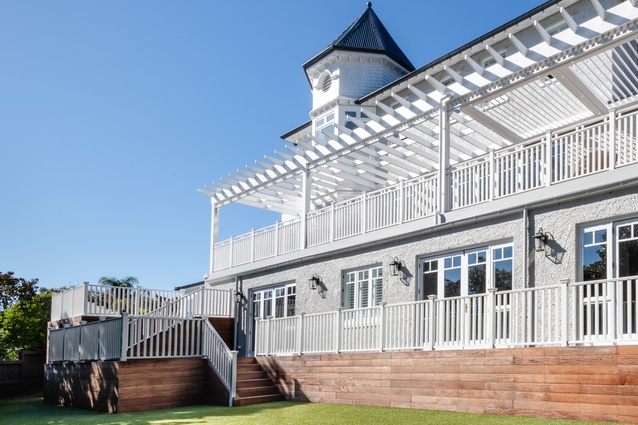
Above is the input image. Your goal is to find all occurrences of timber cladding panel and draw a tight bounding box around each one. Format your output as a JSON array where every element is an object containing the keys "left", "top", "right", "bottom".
[
  {"left": 44, "top": 358, "right": 215, "bottom": 413},
  {"left": 257, "top": 345, "right": 638, "bottom": 424}
]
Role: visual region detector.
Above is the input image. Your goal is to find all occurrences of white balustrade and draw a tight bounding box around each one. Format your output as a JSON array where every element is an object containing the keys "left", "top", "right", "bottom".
[
  {"left": 403, "top": 174, "right": 438, "bottom": 222},
  {"left": 126, "top": 316, "right": 202, "bottom": 359},
  {"left": 212, "top": 110, "right": 638, "bottom": 272},
  {"left": 552, "top": 119, "right": 610, "bottom": 183},
  {"left": 450, "top": 158, "right": 491, "bottom": 209},
  {"left": 255, "top": 276, "right": 638, "bottom": 356},
  {"left": 616, "top": 109, "right": 638, "bottom": 167},
  {"left": 278, "top": 219, "right": 301, "bottom": 254},
  {"left": 306, "top": 207, "right": 332, "bottom": 247},
  {"left": 366, "top": 186, "right": 400, "bottom": 231},
  {"left": 254, "top": 224, "right": 277, "bottom": 260}
]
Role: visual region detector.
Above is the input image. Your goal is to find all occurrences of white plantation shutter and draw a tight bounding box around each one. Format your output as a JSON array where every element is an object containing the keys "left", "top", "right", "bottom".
[
  {"left": 372, "top": 267, "right": 383, "bottom": 306},
  {"left": 345, "top": 272, "right": 355, "bottom": 309},
  {"left": 358, "top": 270, "right": 369, "bottom": 308}
]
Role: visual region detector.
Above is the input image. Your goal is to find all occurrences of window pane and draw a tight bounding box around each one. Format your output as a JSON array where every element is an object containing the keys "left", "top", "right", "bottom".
[
  {"left": 494, "top": 259, "right": 513, "bottom": 291},
  {"left": 619, "top": 225, "right": 632, "bottom": 240},
  {"left": 444, "top": 268, "right": 461, "bottom": 297},
  {"left": 583, "top": 245, "right": 607, "bottom": 281},
  {"left": 595, "top": 230, "right": 607, "bottom": 243},
  {"left": 468, "top": 264, "right": 486, "bottom": 295},
  {"left": 275, "top": 296, "right": 284, "bottom": 318},
  {"left": 424, "top": 272, "right": 437, "bottom": 297},
  {"left": 619, "top": 239, "right": 638, "bottom": 278},
  {"left": 287, "top": 294, "right": 295, "bottom": 317},
  {"left": 583, "top": 231, "right": 593, "bottom": 245},
  {"left": 504, "top": 246, "right": 513, "bottom": 258}
]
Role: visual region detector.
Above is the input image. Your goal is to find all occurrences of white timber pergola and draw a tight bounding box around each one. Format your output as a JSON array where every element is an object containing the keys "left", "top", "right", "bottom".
[{"left": 199, "top": 0, "right": 638, "bottom": 271}]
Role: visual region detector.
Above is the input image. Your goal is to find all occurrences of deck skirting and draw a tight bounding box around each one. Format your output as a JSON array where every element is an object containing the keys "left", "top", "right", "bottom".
[
  {"left": 44, "top": 357, "right": 228, "bottom": 413},
  {"left": 257, "top": 345, "right": 638, "bottom": 424}
]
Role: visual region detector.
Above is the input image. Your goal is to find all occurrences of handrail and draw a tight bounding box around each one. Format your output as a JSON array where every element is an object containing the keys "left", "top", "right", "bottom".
[{"left": 201, "top": 319, "right": 237, "bottom": 407}]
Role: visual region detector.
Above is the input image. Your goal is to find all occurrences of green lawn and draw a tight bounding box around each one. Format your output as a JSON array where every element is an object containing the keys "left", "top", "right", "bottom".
[{"left": 0, "top": 393, "right": 610, "bottom": 425}]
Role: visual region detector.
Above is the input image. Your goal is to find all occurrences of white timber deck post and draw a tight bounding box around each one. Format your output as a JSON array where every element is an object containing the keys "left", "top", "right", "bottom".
[
  {"left": 297, "top": 313, "right": 305, "bottom": 355},
  {"left": 545, "top": 131, "right": 552, "bottom": 187},
  {"left": 560, "top": 278, "right": 570, "bottom": 346},
  {"left": 379, "top": 302, "right": 387, "bottom": 352},
  {"left": 609, "top": 109, "right": 616, "bottom": 170},
  {"left": 300, "top": 168, "right": 310, "bottom": 250},
  {"left": 229, "top": 350, "right": 238, "bottom": 407},
  {"left": 427, "top": 295, "right": 437, "bottom": 350},
  {"left": 120, "top": 312, "right": 129, "bottom": 361},
  {"left": 209, "top": 200, "right": 219, "bottom": 274},
  {"left": 335, "top": 308, "right": 342, "bottom": 353},
  {"left": 399, "top": 179, "right": 405, "bottom": 224},
  {"left": 83, "top": 281, "right": 89, "bottom": 316},
  {"left": 439, "top": 96, "right": 451, "bottom": 215},
  {"left": 487, "top": 288, "right": 497, "bottom": 348}
]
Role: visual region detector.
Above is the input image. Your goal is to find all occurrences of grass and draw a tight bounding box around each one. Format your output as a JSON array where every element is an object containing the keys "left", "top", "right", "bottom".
[{"left": 0, "top": 393, "right": 611, "bottom": 425}]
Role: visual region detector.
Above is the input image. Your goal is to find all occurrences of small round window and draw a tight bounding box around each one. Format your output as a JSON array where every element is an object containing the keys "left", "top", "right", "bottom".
[{"left": 322, "top": 74, "right": 332, "bottom": 92}]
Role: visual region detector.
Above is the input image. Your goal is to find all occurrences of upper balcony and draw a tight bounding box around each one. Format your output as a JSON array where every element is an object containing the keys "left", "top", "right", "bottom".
[{"left": 200, "top": 0, "right": 638, "bottom": 279}]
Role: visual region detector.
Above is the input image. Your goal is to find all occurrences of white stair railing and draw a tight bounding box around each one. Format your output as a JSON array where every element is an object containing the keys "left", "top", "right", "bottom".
[{"left": 201, "top": 319, "right": 237, "bottom": 407}]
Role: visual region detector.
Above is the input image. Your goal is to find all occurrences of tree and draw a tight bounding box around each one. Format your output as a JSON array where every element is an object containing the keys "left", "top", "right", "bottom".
[
  {"left": 0, "top": 288, "right": 54, "bottom": 360},
  {"left": 0, "top": 271, "right": 38, "bottom": 312},
  {"left": 98, "top": 276, "right": 139, "bottom": 288}
]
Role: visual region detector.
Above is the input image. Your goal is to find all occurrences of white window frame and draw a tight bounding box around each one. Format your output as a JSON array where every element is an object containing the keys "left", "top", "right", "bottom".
[
  {"left": 418, "top": 243, "right": 513, "bottom": 300},
  {"left": 343, "top": 265, "right": 383, "bottom": 309}
]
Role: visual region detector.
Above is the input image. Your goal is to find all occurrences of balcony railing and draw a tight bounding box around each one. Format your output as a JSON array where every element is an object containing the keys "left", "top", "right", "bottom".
[
  {"left": 212, "top": 109, "right": 638, "bottom": 272},
  {"left": 50, "top": 283, "right": 234, "bottom": 322},
  {"left": 255, "top": 276, "right": 638, "bottom": 356}
]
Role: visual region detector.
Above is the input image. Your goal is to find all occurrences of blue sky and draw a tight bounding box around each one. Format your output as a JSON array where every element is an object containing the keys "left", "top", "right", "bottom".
[{"left": 0, "top": 0, "right": 543, "bottom": 290}]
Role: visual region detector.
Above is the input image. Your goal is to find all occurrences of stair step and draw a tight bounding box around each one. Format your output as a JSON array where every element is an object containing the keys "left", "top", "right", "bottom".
[
  {"left": 233, "top": 393, "right": 285, "bottom": 407},
  {"left": 236, "top": 364, "right": 263, "bottom": 372},
  {"left": 237, "top": 357, "right": 258, "bottom": 364},
  {"left": 237, "top": 371, "right": 268, "bottom": 380},
  {"left": 236, "top": 385, "right": 280, "bottom": 398},
  {"left": 236, "top": 378, "right": 273, "bottom": 389}
]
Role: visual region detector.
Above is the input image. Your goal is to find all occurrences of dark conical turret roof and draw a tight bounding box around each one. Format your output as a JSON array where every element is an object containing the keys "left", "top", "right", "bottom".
[{"left": 303, "top": 3, "right": 415, "bottom": 72}]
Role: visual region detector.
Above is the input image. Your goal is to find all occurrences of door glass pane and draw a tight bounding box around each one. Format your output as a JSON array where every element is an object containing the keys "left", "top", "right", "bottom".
[
  {"left": 423, "top": 260, "right": 438, "bottom": 298},
  {"left": 263, "top": 290, "right": 272, "bottom": 317},
  {"left": 468, "top": 251, "right": 487, "bottom": 295},
  {"left": 582, "top": 229, "right": 607, "bottom": 281},
  {"left": 444, "top": 255, "right": 462, "bottom": 297},
  {"left": 287, "top": 294, "right": 295, "bottom": 317},
  {"left": 618, "top": 239, "right": 638, "bottom": 277},
  {"left": 493, "top": 246, "right": 513, "bottom": 292}
]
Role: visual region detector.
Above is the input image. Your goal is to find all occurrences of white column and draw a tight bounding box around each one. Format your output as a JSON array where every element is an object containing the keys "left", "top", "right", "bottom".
[
  {"left": 300, "top": 168, "right": 311, "bottom": 250},
  {"left": 438, "top": 97, "right": 451, "bottom": 215},
  {"left": 209, "top": 200, "right": 220, "bottom": 274}
]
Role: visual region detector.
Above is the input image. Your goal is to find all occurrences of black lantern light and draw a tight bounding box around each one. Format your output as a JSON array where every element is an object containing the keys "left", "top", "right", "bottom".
[
  {"left": 389, "top": 257, "right": 403, "bottom": 276},
  {"left": 309, "top": 274, "right": 320, "bottom": 290},
  {"left": 234, "top": 290, "right": 244, "bottom": 304},
  {"left": 533, "top": 228, "right": 548, "bottom": 252}
]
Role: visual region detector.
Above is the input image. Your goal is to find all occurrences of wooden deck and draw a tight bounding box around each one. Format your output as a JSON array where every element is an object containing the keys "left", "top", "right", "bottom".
[{"left": 257, "top": 345, "right": 638, "bottom": 424}]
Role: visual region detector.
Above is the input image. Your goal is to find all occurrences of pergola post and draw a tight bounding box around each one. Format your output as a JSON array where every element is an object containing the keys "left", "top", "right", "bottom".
[
  {"left": 300, "top": 168, "right": 310, "bottom": 250},
  {"left": 209, "top": 200, "right": 219, "bottom": 274},
  {"left": 438, "top": 96, "right": 451, "bottom": 216}
]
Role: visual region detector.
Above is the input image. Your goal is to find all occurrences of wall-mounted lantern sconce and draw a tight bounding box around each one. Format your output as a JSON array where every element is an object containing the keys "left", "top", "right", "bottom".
[
  {"left": 309, "top": 274, "right": 320, "bottom": 290},
  {"left": 234, "top": 290, "right": 244, "bottom": 304},
  {"left": 533, "top": 228, "right": 549, "bottom": 252},
  {"left": 389, "top": 257, "right": 404, "bottom": 277}
]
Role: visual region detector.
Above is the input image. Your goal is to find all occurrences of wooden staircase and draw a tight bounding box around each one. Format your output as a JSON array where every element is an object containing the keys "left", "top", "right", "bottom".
[{"left": 233, "top": 357, "right": 284, "bottom": 406}]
